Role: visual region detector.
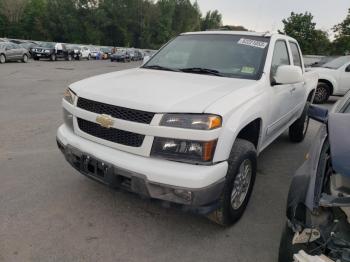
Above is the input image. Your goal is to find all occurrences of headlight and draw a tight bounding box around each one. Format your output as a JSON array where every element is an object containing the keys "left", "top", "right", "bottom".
[
  {"left": 44, "top": 50, "right": 50, "bottom": 53},
  {"left": 160, "top": 114, "right": 222, "bottom": 130},
  {"left": 63, "top": 88, "right": 76, "bottom": 105},
  {"left": 151, "top": 137, "right": 217, "bottom": 164}
]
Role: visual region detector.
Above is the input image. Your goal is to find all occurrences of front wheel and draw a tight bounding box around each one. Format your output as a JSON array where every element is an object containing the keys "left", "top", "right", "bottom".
[
  {"left": 314, "top": 83, "right": 330, "bottom": 104},
  {"left": 289, "top": 102, "right": 310, "bottom": 143},
  {"left": 22, "top": 54, "right": 28, "bottom": 63},
  {"left": 0, "top": 54, "right": 6, "bottom": 64},
  {"left": 50, "top": 54, "right": 56, "bottom": 61},
  {"left": 87, "top": 54, "right": 91, "bottom": 60},
  {"left": 67, "top": 54, "right": 72, "bottom": 61},
  {"left": 207, "top": 139, "right": 257, "bottom": 226}
]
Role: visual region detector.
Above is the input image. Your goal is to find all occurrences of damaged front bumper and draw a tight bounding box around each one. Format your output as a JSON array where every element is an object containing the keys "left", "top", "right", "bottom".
[{"left": 56, "top": 135, "right": 226, "bottom": 215}]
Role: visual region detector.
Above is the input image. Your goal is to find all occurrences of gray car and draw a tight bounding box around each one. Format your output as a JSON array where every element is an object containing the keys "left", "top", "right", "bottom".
[
  {"left": 279, "top": 93, "right": 350, "bottom": 261},
  {"left": 0, "top": 42, "right": 29, "bottom": 64}
]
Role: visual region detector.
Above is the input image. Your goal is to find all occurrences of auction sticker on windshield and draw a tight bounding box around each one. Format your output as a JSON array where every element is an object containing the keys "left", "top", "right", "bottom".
[{"left": 238, "top": 38, "right": 268, "bottom": 49}]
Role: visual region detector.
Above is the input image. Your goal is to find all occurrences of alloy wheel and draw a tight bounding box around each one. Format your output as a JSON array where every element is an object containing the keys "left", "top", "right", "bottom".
[{"left": 230, "top": 159, "right": 252, "bottom": 210}]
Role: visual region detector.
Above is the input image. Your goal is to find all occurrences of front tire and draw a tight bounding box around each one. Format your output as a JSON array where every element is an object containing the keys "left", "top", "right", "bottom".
[
  {"left": 289, "top": 102, "right": 310, "bottom": 143},
  {"left": 87, "top": 54, "right": 91, "bottom": 60},
  {"left": 22, "top": 54, "right": 28, "bottom": 63},
  {"left": 0, "top": 54, "right": 6, "bottom": 64},
  {"left": 67, "top": 54, "right": 72, "bottom": 61},
  {"left": 207, "top": 139, "right": 257, "bottom": 226},
  {"left": 50, "top": 54, "right": 56, "bottom": 61},
  {"left": 314, "top": 83, "right": 330, "bottom": 104}
]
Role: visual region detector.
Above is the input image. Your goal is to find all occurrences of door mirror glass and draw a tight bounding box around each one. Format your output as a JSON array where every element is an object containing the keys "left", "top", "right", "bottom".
[
  {"left": 345, "top": 65, "right": 350, "bottom": 72},
  {"left": 308, "top": 104, "right": 328, "bottom": 123},
  {"left": 142, "top": 55, "right": 150, "bottom": 66},
  {"left": 273, "top": 65, "right": 303, "bottom": 85}
]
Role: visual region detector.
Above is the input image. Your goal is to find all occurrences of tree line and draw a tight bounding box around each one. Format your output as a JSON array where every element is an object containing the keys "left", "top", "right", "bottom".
[
  {"left": 0, "top": 0, "right": 349, "bottom": 55},
  {"left": 279, "top": 10, "right": 350, "bottom": 55},
  {"left": 0, "top": 0, "right": 225, "bottom": 49}
]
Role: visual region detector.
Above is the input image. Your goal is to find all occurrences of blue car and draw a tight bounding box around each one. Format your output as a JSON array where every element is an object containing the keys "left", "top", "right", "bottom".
[{"left": 279, "top": 92, "right": 350, "bottom": 261}]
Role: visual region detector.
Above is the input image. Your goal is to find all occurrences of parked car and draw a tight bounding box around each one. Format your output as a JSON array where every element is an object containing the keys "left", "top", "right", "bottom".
[
  {"left": 308, "top": 56, "right": 350, "bottom": 104},
  {"left": 66, "top": 44, "right": 82, "bottom": 60},
  {"left": 0, "top": 42, "right": 29, "bottom": 64},
  {"left": 278, "top": 92, "right": 350, "bottom": 262},
  {"left": 19, "top": 41, "right": 39, "bottom": 57},
  {"left": 110, "top": 50, "right": 131, "bottom": 62},
  {"left": 79, "top": 46, "right": 92, "bottom": 60},
  {"left": 133, "top": 50, "right": 143, "bottom": 61},
  {"left": 100, "top": 47, "right": 113, "bottom": 59},
  {"left": 90, "top": 47, "right": 102, "bottom": 60},
  {"left": 57, "top": 31, "right": 317, "bottom": 226},
  {"left": 31, "top": 42, "right": 74, "bottom": 61}
]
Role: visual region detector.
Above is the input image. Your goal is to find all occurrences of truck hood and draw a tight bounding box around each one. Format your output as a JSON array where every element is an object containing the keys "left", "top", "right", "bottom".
[{"left": 70, "top": 68, "right": 257, "bottom": 113}]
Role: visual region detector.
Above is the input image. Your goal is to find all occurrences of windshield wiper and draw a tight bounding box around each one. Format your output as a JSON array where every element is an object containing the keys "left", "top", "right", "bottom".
[
  {"left": 179, "top": 67, "right": 224, "bottom": 77},
  {"left": 143, "top": 65, "right": 181, "bottom": 72}
]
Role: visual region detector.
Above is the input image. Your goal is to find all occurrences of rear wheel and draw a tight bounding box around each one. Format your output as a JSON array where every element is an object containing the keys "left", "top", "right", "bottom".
[
  {"left": 22, "top": 54, "right": 28, "bottom": 63},
  {"left": 207, "top": 139, "right": 257, "bottom": 226},
  {"left": 314, "top": 83, "right": 330, "bottom": 104},
  {"left": 289, "top": 102, "right": 310, "bottom": 143},
  {"left": 0, "top": 54, "right": 6, "bottom": 64}
]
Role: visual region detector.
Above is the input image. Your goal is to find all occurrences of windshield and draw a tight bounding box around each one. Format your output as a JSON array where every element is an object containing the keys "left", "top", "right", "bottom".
[
  {"left": 144, "top": 34, "right": 270, "bottom": 79},
  {"left": 322, "top": 56, "right": 350, "bottom": 69},
  {"left": 41, "top": 42, "right": 55, "bottom": 48}
]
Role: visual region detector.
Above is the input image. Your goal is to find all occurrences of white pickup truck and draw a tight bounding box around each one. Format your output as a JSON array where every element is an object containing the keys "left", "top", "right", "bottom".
[
  {"left": 57, "top": 31, "right": 317, "bottom": 225},
  {"left": 309, "top": 56, "right": 350, "bottom": 103}
]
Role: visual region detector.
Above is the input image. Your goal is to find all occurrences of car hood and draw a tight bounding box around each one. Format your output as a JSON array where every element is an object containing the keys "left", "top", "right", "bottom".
[{"left": 70, "top": 68, "right": 257, "bottom": 113}]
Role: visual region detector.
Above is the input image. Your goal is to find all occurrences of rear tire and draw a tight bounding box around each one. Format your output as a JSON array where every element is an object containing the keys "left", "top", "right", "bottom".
[
  {"left": 0, "top": 54, "right": 6, "bottom": 64},
  {"left": 207, "top": 139, "right": 257, "bottom": 226},
  {"left": 289, "top": 102, "right": 310, "bottom": 143},
  {"left": 314, "top": 83, "right": 330, "bottom": 104}
]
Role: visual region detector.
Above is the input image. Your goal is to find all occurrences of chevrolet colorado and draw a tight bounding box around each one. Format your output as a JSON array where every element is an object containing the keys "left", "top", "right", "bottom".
[{"left": 57, "top": 31, "right": 318, "bottom": 225}]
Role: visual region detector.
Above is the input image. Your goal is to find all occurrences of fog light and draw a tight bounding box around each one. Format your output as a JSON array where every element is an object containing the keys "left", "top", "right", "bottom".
[{"left": 173, "top": 189, "right": 192, "bottom": 202}]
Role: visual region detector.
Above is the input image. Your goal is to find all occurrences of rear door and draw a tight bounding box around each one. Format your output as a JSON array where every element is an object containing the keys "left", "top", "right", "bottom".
[
  {"left": 5, "top": 44, "right": 17, "bottom": 60},
  {"left": 289, "top": 41, "right": 306, "bottom": 112}
]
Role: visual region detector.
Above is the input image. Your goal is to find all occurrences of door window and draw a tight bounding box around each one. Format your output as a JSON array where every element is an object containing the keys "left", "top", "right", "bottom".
[
  {"left": 270, "top": 40, "right": 290, "bottom": 79},
  {"left": 289, "top": 42, "right": 302, "bottom": 68}
]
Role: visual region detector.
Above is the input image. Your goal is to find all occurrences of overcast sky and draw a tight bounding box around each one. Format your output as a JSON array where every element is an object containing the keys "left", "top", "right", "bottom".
[{"left": 194, "top": 0, "right": 349, "bottom": 37}]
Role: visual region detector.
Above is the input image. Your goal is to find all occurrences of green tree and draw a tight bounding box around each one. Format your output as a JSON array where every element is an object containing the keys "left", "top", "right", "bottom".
[
  {"left": 332, "top": 8, "right": 350, "bottom": 55},
  {"left": 201, "top": 10, "right": 222, "bottom": 31},
  {"left": 279, "top": 12, "right": 331, "bottom": 55}
]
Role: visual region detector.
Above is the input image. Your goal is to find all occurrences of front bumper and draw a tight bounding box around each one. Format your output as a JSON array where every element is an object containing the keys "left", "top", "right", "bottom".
[{"left": 57, "top": 124, "right": 227, "bottom": 214}]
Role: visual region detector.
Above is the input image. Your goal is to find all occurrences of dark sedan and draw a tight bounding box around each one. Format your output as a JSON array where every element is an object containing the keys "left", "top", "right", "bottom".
[
  {"left": 278, "top": 93, "right": 350, "bottom": 261},
  {"left": 110, "top": 50, "right": 131, "bottom": 62},
  {"left": 0, "top": 42, "right": 29, "bottom": 64}
]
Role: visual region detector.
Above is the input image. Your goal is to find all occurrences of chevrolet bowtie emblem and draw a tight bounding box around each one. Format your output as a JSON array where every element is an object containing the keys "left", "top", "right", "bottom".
[{"left": 96, "top": 114, "right": 114, "bottom": 128}]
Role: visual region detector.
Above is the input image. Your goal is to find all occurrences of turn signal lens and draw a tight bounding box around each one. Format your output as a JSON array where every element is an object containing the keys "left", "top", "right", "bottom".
[{"left": 63, "top": 88, "right": 76, "bottom": 105}]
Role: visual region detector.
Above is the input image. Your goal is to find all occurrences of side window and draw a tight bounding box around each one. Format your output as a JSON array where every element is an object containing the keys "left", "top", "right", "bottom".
[
  {"left": 271, "top": 40, "right": 290, "bottom": 79},
  {"left": 290, "top": 42, "right": 302, "bottom": 68},
  {"left": 344, "top": 102, "right": 350, "bottom": 113}
]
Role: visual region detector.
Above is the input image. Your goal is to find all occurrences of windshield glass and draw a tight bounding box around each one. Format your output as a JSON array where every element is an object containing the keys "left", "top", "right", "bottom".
[
  {"left": 322, "top": 56, "right": 350, "bottom": 69},
  {"left": 42, "top": 42, "right": 55, "bottom": 48},
  {"left": 144, "top": 34, "right": 270, "bottom": 79}
]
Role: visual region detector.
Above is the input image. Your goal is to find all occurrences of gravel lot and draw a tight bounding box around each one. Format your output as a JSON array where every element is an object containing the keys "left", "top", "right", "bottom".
[{"left": 0, "top": 60, "right": 336, "bottom": 262}]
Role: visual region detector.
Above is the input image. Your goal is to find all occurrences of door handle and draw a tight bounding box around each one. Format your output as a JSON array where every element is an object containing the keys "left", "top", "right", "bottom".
[{"left": 290, "top": 87, "right": 296, "bottom": 93}]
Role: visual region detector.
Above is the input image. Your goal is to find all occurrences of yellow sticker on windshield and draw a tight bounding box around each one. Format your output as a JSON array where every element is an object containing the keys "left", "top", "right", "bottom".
[{"left": 241, "top": 66, "right": 255, "bottom": 74}]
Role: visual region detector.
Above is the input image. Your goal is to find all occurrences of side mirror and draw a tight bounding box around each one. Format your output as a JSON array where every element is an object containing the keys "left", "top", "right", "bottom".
[
  {"left": 142, "top": 55, "right": 150, "bottom": 66},
  {"left": 345, "top": 65, "right": 350, "bottom": 72},
  {"left": 328, "top": 113, "right": 350, "bottom": 176},
  {"left": 308, "top": 104, "right": 328, "bottom": 123},
  {"left": 273, "top": 65, "right": 303, "bottom": 85}
]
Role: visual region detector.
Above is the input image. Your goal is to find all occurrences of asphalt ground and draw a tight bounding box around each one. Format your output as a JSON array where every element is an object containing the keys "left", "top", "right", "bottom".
[{"left": 0, "top": 60, "right": 337, "bottom": 262}]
